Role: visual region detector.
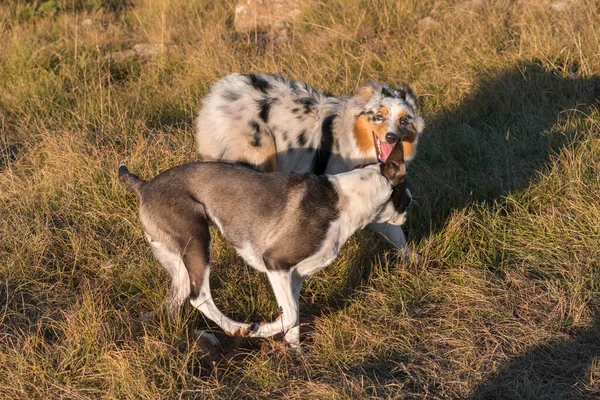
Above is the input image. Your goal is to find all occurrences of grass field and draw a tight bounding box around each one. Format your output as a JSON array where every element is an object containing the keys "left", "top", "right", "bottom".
[{"left": 1, "top": 0, "right": 599, "bottom": 398}]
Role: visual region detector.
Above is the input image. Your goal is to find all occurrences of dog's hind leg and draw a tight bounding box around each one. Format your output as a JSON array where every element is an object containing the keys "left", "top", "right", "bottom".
[
  {"left": 259, "top": 132, "right": 278, "bottom": 172},
  {"left": 149, "top": 240, "right": 190, "bottom": 319},
  {"left": 183, "top": 229, "right": 254, "bottom": 336},
  {"left": 282, "top": 270, "right": 304, "bottom": 349},
  {"left": 220, "top": 126, "right": 278, "bottom": 172},
  {"left": 189, "top": 265, "right": 255, "bottom": 336},
  {"left": 249, "top": 270, "right": 301, "bottom": 351}
]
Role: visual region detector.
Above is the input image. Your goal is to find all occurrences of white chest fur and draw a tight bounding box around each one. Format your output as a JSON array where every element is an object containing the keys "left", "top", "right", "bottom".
[{"left": 296, "top": 165, "right": 392, "bottom": 277}]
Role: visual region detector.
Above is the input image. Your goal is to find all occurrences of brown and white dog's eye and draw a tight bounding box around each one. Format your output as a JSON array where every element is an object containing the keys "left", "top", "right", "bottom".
[
  {"left": 399, "top": 116, "right": 409, "bottom": 125},
  {"left": 375, "top": 113, "right": 386, "bottom": 122}
]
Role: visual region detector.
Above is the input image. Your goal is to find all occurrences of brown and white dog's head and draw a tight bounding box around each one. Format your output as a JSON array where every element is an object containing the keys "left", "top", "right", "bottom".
[
  {"left": 379, "top": 140, "right": 412, "bottom": 221},
  {"left": 380, "top": 139, "right": 407, "bottom": 187},
  {"left": 353, "top": 81, "right": 424, "bottom": 163}
]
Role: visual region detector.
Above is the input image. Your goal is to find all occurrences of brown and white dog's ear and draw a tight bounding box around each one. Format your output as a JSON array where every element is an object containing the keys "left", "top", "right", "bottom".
[
  {"left": 396, "top": 82, "right": 419, "bottom": 111},
  {"left": 380, "top": 140, "right": 406, "bottom": 186}
]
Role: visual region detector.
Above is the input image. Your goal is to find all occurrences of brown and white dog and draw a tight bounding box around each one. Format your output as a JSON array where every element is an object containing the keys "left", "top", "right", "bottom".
[
  {"left": 119, "top": 141, "right": 409, "bottom": 351},
  {"left": 195, "top": 73, "right": 424, "bottom": 253}
]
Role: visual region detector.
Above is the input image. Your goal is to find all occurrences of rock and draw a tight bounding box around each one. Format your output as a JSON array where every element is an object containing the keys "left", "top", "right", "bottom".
[
  {"left": 81, "top": 18, "right": 109, "bottom": 30},
  {"left": 455, "top": 0, "right": 486, "bottom": 13},
  {"left": 549, "top": 1, "right": 571, "bottom": 11},
  {"left": 109, "top": 49, "right": 136, "bottom": 63},
  {"left": 516, "top": 0, "right": 573, "bottom": 11},
  {"left": 132, "top": 43, "right": 166, "bottom": 60},
  {"left": 108, "top": 43, "right": 167, "bottom": 63},
  {"left": 418, "top": 16, "right": 439, "bottom": 30},
  {"left": 234, "top": 0, "right": 308, "bottom": 35}
]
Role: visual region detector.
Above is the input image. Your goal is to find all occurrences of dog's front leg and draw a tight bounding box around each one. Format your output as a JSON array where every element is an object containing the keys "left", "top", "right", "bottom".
[
  {"left": 369, "top": 220, "right": 407, "bottom": 248},
  {"left": 249, "top": 270, "right": 301, "bottom": 351},
  {"left": 368, "top": 221, "right": 419, "bottom": 261}
]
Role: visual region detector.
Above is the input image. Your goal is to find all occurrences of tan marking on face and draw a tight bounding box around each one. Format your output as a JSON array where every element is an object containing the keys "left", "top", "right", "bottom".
[
  {"left": 402, "top": 140, "right": 415, "bottom": 160},
  {"left": 353, "top": 114, "right": 373, "bottom": 153},
  {"left": 398, "top": 112, "right": 418, "bottom": 160},
  {"left": 354, "top": 108, "right": 390, "bottom": 154},
  {"left": 400, "top": 127, "right": 417, "bottom": 143},
  {"left": 380, "top": 106, "right": 390, "bottom": 117}
]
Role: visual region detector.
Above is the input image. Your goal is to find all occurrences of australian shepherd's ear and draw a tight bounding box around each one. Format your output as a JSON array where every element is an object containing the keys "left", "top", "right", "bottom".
[
  {"left": 355, "top": 83, "right": 376, "bottom": 102},
  {"left": 355, "top": 81, "right": 420, "bottom": 114},
  {"left": 396, "top": 83, "right": 419, "bottom": 111}
]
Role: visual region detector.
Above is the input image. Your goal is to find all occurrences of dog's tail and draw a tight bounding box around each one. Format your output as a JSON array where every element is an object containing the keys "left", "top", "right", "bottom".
[{"left": 119, "top": 163, "right": 146, "bottom": 197}]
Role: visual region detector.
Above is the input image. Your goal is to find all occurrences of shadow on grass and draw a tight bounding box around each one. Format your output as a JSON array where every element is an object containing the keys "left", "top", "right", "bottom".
[
  {"left": 470, "top": 319, "right": 600, "bottom": 399},
  {"left": 298, "top": 61, "right": 600, "bottom": 394},
  {"left": 407, "top": 60, "right": 600, "bottom": 241},
  {"left": 397, "top": 61, "right": 600, "bottom": 397}
]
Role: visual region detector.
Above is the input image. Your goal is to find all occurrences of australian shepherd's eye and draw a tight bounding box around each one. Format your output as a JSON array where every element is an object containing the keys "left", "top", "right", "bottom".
[
  {"left": 399, "top": 117, "right": 409, "bottom": 125},
  {"left": 375, "top": 113, "right": 386, "bottom": 122}
]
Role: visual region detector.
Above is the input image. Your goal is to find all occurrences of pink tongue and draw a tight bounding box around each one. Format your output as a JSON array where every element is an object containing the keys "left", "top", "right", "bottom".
[{"left": 380, "top": 142, "right": 394, "bottom": 162}]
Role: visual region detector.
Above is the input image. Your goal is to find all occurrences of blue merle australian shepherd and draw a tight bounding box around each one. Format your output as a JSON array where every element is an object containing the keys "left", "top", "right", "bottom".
[{"left": 195, "top": 73, "right": 424, "bottom": 254}]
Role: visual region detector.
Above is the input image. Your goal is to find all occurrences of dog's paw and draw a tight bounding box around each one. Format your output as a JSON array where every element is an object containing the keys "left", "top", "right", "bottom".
[
  {"left": 285, "top": 341, "right": 305, "bottom": 356},
  {"left": 398, "top": 247, "right": 421, "bottom": 263},
  {"left": 228, "top": 323, "right": 258, "bottom": 337},
  {"left": 194, "top": 330, "right": 220, "bottom": 347},
  {"left": 139, "top": 311, "right": 155, "bottom": 322}
]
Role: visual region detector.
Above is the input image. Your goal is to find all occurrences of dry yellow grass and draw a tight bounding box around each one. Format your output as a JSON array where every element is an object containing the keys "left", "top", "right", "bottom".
[{"left": 1, "top": 0, "right": 599, "bottom": 398}]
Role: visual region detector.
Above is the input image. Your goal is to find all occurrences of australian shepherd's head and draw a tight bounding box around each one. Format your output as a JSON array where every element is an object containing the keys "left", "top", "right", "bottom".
[{"left": 352, "top": 81, "right": 424, "bottom": 163}]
